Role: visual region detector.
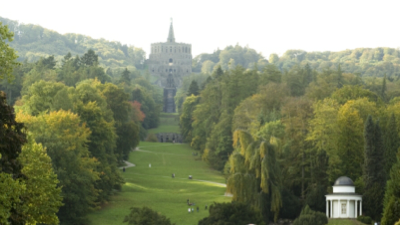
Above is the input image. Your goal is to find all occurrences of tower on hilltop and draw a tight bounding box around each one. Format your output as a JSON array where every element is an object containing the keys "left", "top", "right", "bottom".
[{"left": 147, "top": 19, "right": 192, "bottom": 113}]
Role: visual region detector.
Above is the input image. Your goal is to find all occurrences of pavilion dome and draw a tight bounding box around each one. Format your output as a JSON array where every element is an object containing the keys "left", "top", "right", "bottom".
[{"left": 334, "top": 176, "right": 354, "bottom": 186}]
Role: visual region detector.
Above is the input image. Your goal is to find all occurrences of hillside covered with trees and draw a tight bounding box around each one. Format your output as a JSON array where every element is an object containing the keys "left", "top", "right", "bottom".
[
  {"left": 0, "top": 17, "right": 146, "bottom": 70},
  {"left": 194, "top": 45, "right": 400, "bottom": 80}
]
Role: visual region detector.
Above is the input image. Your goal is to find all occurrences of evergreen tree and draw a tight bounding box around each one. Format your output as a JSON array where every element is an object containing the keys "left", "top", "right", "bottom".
[
  {"left": 381, "top": 74, "right": 387, "bottom": 101},
  {"left": 381, "top": 159, "right": 400, "bottom": 225},
  {"left": 187, "top": 80, "right": 199, "bottom": 96},
  {"left": 384, "top": 114, "right": 399, "bottom": 179},
  {"left": 337, "top": 64, "right": 343, "bottom": 88},
  {"left": 120, "top": 68, "right": 131, "bottom": 84},
  {"left": 81, "top": 49, "right": 98, "bottom": 66},
  {"left": 363, "top": 116, "right": 386, "bottom": 221},
  {"left": 0, "top": 91, "right": 26, "bottom": 177},
  {"left": 0, "top": 91, "right": 27, "bottom": 224},
  {"left": 212, "top": 65, "right": 224, "bottom": 79}
]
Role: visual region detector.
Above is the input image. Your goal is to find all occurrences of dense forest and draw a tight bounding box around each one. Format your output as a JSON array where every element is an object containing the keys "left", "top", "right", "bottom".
[
  {"left": 179, "top": 63, "right": 400, "bottom": 224},
  {"left": 194, "top": 45, "right": 400, "bottom": 80},
  {"left": 0, "top": 17, "right": 146, "bottom": 70}
]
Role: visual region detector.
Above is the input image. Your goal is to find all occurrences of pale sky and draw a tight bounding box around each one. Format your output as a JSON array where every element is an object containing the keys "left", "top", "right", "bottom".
[{"left": 1, "top": 0, "right": 400, "bottom": 59}]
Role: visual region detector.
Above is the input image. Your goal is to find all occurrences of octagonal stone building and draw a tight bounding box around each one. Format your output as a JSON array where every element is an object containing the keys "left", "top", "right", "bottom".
[{"left": 147, "top": 19, "right": 192, "bottom": 112}]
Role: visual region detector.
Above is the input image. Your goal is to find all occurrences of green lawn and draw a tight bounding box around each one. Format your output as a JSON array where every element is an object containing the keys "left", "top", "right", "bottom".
[
  {"left": 328, "top": 219, "right": 366, "bottom": 225},
  {"left": 87, "top": 142, "right": 230, "bottom": 225},
  {"left": 148, "top": 113, "right": 180, "bottom": 134}
]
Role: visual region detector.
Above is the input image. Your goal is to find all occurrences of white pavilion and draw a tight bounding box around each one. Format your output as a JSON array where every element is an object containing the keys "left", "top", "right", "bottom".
[{"left": 325, "top": 176, "right": 362, "bottom": 218}]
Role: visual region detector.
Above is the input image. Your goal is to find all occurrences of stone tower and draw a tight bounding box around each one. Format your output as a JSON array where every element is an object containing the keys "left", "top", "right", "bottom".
[{"left": 147, "top": 19, "right": 192, "bottom": 112}]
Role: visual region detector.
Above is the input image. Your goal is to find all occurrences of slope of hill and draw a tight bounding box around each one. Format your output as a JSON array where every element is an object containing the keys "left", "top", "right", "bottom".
[
  {"left": 0, "top": 17, "right": 146, "bottom": 69},
  {"left": 272, "top": 48, "right": 400, "bottom": 78},
  {"left": 86, "top": 141, "right": 230, "bottom": 225}
]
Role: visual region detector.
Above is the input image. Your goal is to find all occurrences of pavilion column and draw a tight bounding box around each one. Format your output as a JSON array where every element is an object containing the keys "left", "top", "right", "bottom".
[
  {"left": 360, "top": 201, "right": 362, "bottom": 215},
  {"left": 330, "top": 199, "right": 333, "bottom": 218},
  {"left": 355, "top": 200, "right": 358, "bottom": 218},
  {"left": 347, "top": 200, "right": 349, "bottom": 218},
  {"left": 338, "top": 199, "right": 341, "bottom": 218},
  {"left": 326, "top": 200, "right": 329, "bottom": 217}
]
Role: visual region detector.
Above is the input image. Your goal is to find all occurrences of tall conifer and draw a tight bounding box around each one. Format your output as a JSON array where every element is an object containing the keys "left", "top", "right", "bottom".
[
  {"left": 381, "top": 74, "right": 387, "bottom": 102},
  {"left": 381, "top": 160, "right": 400, "bottom": 225},
  {"left": 384, "top": 114, "right": 399, "bottom": 178},
  {"left": 363, "top": 116, "right": 385, "bottom": 221},
  {"left": 337, "top": 64, "right": 343, "bottom": 88},
  {"left": 187, "top": 80, "right": 199, "bottom": 96}
]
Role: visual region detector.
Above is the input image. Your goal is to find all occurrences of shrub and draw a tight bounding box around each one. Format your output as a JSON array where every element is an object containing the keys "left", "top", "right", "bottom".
[
  {"left": 292, "top": 205, "right": 328, "bottom": 225},
  {"left": 146, "top": 133, "right": 158, "bottom": 142},
  {"left": 198, "top": 201, "right": 265, "bottom": 225},
  {"left": 123, "top": 206, "right": 174, "bottom": 225},
  {"left": 357, "top": 215, "right": 372, "bottom": 224}
]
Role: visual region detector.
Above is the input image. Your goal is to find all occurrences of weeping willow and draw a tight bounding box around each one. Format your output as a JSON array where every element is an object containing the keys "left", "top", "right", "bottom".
[{"left": 227, "top": 129, "right": 282, "bottom": 221}]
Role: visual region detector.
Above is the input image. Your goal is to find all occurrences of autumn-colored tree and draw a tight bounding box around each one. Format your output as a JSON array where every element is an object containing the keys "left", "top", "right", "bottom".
[
  {"left": 130, "top": 101, "right": 145, "bottom": 122},
  {"left": 17, "top": 110, "right": 99, "bottom": 225}
]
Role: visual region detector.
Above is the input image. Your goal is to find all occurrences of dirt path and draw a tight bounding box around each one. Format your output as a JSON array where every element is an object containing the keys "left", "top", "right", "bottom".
[{"left": 119, "top": 160, "right": 135, "bottom": 169}]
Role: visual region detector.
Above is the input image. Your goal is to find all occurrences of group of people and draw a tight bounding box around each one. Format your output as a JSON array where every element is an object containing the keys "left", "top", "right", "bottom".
[{"left": 187, "top": 199, "right": 207, "bottom": 213}]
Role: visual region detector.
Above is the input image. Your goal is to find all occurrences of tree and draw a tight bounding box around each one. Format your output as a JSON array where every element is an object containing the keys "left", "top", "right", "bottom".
[
  {"left": 101, "top": 83, "right": 139, "bottom": 161},
  {"left": 292, "top": 205, "right": 328, "bottom": 225},
  {"left": 381, "top": 159, "right": 400, "bottom": 225},
  {"left": 73, "top": 80, "right": 123, "bottom": 201},
  {"left": 119, "top": 68, "right": 131, "bottom": 85},
  {"left": 0, "top": 22, "right": 20, "bottom": 81},
  {"left": 132, "top": 86, "right": 160, "bottom": 129},
  {"left": 0, "top": 172, "right": 24, "bottom": 225},
  {"left": 187, "top": 80, "right": 199, "bottom": 96},
  {"left": 116, "top": 121, "right": 139, "bottom": 160},
  {"left": 201, "top": 60, "right": 215, "bottom": 74},
  {"left": 198, "top": 202, "right": 265, "bottom": 225},
  {"left": 384, "top": 114, "right": 399, "bottom": 179},
  {"left": 0, "top": 91, "right": 26, "bottom": 177},
  {"left": 123, "top": 207, "right": 174, "bottom": 225},
  {"left": 337, "top": 64, "right": 343, "bottom": 88},
  {"left": 381, "top": 74, "right": 387, "bottom": 101},
  {"left": 363, "top": 115, "right": 386, "bottom": 221},
  {"left": 81, "top": 49, "right": 98, "bottom": 66},
  {"left": 0, "top": 90, "right": 26, "bottom": 225},
  {"left": 260, "top": 64, "right": 282, "bottom": 84},
  {"left": 269, "top": 53, "right": 279, "bottom": 64},
  {"left": 17, "top": 110, "right": 100, "bottom": 225},
  {"left": 19, "top": 80, "right": 71, "bottom": 116},
  {"left": 227, "top": 130, "right": 282, "bottom": 221},
  {"left": 180, "top": 95, "right": 200, "bottom": 143},
  {"left": 18, "top": 135, "right": 63, "bottom": 225}
]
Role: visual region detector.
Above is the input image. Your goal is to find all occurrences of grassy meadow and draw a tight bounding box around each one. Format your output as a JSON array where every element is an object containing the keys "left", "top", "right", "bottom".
[
  {"left": 148, "top": 113, "right": 180, "bottom": 134},
  {"left": 87, "top": 141, "right": 230, "bottom": 225},
  {"left": 328, "top": 219, "right": 366, "bottom": 225}
]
